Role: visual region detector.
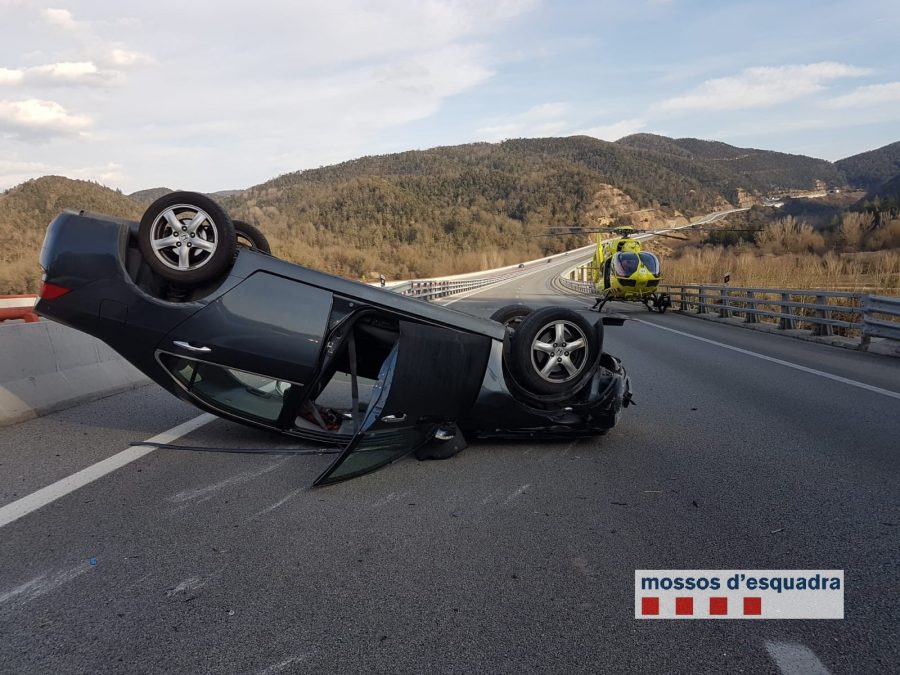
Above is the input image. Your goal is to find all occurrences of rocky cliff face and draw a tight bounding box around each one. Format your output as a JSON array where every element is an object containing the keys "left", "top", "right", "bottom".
[{"left": 585, "top": 184, "right": 639, "bottom": 225}]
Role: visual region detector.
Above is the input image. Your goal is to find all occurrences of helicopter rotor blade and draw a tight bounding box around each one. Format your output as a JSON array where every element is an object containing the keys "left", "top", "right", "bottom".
[
  {"left": 650, "top": 232, "right": 690, "bottom": 241},
  {"left": 530, "top": 225, "right": 762, "bottom": 238},
  {"left": 528, "top": 232, "right": 599, "bottom": 238}
]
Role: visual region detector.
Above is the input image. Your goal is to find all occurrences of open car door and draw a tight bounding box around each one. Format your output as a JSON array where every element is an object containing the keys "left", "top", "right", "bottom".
[{"left": 314, "top": 319, "right": 491, "bottom": 486}]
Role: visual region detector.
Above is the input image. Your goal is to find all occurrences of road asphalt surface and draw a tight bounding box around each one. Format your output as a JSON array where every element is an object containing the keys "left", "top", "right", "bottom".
[{"left": 1, "top": 256, "right": 898, "bottom": 674}]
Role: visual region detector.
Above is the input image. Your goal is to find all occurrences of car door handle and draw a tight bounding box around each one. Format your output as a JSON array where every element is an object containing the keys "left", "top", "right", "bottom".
[
  {"left": 173, "top": 340, "right": 212, "bottom": 353},
  {"left": 380, "top": 414, "right": 407, "bottom": 423}
]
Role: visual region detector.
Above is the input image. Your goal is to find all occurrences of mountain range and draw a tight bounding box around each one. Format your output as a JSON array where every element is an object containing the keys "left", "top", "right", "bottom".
[{"left": 2, "top": 134, "right": 898, "bottom": 295}]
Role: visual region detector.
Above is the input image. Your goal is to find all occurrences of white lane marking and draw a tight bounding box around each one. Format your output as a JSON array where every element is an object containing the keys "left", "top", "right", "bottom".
[
  {"left": 0, "top": 413, "right": 215, "bottom": 529},
  {"left": 631, "top": 318, "right": 900, "bottom": 401},
  {"left": 765, "top": 641, "right": 831, "bottom": 675},
  {"left": 0, "top": 562, "right": 90, "bottom": 607}
]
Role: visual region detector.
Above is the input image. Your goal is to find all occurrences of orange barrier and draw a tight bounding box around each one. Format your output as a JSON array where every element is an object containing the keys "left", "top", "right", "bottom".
[{"left": 0, "top": 295, "right": 39, "bottom": 323}]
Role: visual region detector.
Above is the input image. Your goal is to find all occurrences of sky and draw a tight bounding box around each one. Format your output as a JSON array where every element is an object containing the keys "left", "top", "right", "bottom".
[{"left": 1, "top": 0, "right": 898, "bottom": 193}]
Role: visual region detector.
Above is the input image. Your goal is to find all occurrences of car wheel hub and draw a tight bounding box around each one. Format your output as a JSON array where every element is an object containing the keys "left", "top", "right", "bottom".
[
  {"left": 530, "top": 320, "right": 588, "bottom": 383},
  {"left": 149, "top": 205, "right": 218, "bottom": 271}
]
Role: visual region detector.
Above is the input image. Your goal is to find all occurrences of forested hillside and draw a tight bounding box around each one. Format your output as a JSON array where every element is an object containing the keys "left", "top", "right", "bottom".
[
  {"left": 836, "top": 141, "right": 900, "bottom": 191},
  {"left": 616, "top": 134, "right": 844, "bottom": 194},
  {"left": 0, "top": 177, "right": 142, "bottom": 294},
  {"left": 3, "top": 135, "right": 892, "bottom": 294},
  {"left": 223, "top": 135, "right": 846, "bottom": 279}
]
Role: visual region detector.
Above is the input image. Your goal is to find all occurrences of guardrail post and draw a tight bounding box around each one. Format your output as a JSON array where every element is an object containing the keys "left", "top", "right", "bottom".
[
  {"left": 679, "top": 286, "right": 687, "bottom": 311},
  {"left": 812, "top": 293, "right": 833, "bottom": 337},
  {"left": 697, "top": 286, "right": 707, "bottom": 314},
  {"left": 744, "top": 291, "right": 758, "bottom": 323},
  {"left": 718, "top": 288, "right": 731, "bottom": 318},
  {"left": 859, "top": 295, "right": 871, "bottom": 350},
  {"left": 779, "top": 293, "right": 796, "bottom": 330}
]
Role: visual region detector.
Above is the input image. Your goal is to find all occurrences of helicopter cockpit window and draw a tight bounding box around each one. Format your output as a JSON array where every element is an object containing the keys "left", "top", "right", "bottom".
[
  {"left": 612, "top": 252, "right": 639, "bottom": 277},
  {"left": 639, "top": 252, "right": 660, "bottom": 275}
]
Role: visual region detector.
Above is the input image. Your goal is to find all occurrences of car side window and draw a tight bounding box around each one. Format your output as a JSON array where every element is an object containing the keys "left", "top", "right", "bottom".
[{"left": 160, "top": 354, "right": 288, "bottom": 423}]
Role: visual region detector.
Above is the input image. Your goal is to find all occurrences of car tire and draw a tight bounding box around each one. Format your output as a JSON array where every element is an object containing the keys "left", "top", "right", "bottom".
[
  {"left": 138, "top": 191, "right": 237, "bottom": 285},
  {"left": 234, "top": 220, "right": 272, "bottom": 254},
  {"left": 509, "top": 307, "right": 600, "bottom": 395},
  {"left": 490, "top": 304, "right": 533, "bottom": 334}
]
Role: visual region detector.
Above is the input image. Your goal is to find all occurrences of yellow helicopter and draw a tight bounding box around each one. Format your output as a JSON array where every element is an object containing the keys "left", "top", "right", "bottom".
[
  {"left": 588, "top": 225, "right": 669, "bottom": 313},
  {"left": 539, "top": 221, "right": 759, "bottom": 313}
]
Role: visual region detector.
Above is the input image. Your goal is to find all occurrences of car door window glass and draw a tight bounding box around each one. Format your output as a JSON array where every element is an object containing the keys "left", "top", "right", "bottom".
[{"left": 159, "top": 353, "right": 288, "bottom": 423}]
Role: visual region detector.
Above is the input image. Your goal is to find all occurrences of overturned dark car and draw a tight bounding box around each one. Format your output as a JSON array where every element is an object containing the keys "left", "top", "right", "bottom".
[{"left": 36, "top": 192, "right": 632, "bottom": 485}]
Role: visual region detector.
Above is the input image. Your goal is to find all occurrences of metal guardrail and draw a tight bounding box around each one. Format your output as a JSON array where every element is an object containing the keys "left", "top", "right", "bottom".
[
  {"left": 395, "top": 275, "right": 508, "bottom": 299},
  {"left": 862, "top": 295, "right": 900, "bottom": 346},
  {"left": 388, "top": 254, "right": 592, "bottom": 301},
  {"left": 558, "top": 277, "right": 594, "bottom": 295},
  {"left": 660, "top": 284, "right": 864, "bottom": 334},
  {"left": 553, "top": 272, "right": 900, "bottom": 351}
]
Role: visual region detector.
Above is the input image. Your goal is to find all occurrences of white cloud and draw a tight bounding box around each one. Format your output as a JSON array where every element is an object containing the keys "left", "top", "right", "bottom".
[
  {"left": 0, "top": 99, "right": 91, "bottom": 139},
  {"left": 0, "top": 1, "right": 540, "bottom": 190},
  {"left": 0, "top": 159, "right": 51, "bottom": 190},
  {"left": 579, "top": 118, "right": 647, "bottom": 141},
  {"left": 22, "top": 11, "right": 153, "bottom": 88},
  {"left": 373, "top": 45, "right": 493, "bottom": 103},
  {"left": 656, "top": 62, "right": 872, "bottom": 112},
  {"left": 478, "top": 102, "right": 570, "bottom": 140},
  {"left": 27, "top": 61, "right": 119, "bottom": 87},
  {"left": 66, "top": 161, "right": 127, "bottom": 184},
  {"left": 0, "top": 61, "right": 120, "bottom": 88},
  {"left": 251, "top": 44, "right": 494, "bottom": 136},
  {"left": 323, "top": 45, "right": 496, "bottom": 136},
  {"left": 108, "top": 49, "right": 155, "bottom": 68},
  {"left": 41, "top": 8, "right": 81, "bottom": 31},
  {"left": 521, "top": 102, "right": 569, "bottom": 120},
  {"left": 477, "top": 105, "right": 646, "bottom": 143},
  {"left": 0, "top": 68, "right": 25, "bottom": 86},
  {"left": 828, "top": 82, "right": 900, "bottom": 108}
]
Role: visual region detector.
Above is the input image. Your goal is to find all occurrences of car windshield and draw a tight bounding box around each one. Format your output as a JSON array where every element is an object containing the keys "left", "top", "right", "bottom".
[
  {"left": 613, "top": 252, "right": 639, "bottom": 276},
  {"left": 639, "top": 252, "right": 660, "bottom": 275}
]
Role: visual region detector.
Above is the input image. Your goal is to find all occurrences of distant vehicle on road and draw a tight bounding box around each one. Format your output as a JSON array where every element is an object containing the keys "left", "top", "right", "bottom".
[{"left": 36, "top": 192, "right": 633, "bottom": 485}]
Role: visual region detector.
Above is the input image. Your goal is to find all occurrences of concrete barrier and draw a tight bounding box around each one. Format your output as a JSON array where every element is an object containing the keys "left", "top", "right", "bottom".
[
  {"left": 0, "top": 295, "right": 39, "bottom": 323},
  {"left": 0, "top": 322, "right": 149, "bottom": 427}
]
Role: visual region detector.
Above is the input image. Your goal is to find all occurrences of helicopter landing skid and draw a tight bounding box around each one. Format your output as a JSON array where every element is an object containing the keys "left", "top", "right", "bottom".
[
  {"left": 590, "top": 295, "right": 609, "bottom": 312},
  {"left": 644, "top": 292, "right": 671, "bottom": 314}
]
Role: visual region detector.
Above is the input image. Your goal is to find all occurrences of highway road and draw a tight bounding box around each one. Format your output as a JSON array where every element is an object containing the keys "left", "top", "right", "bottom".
[{"left": 1, "top": 257, "right": 898, "bottom": 674}]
